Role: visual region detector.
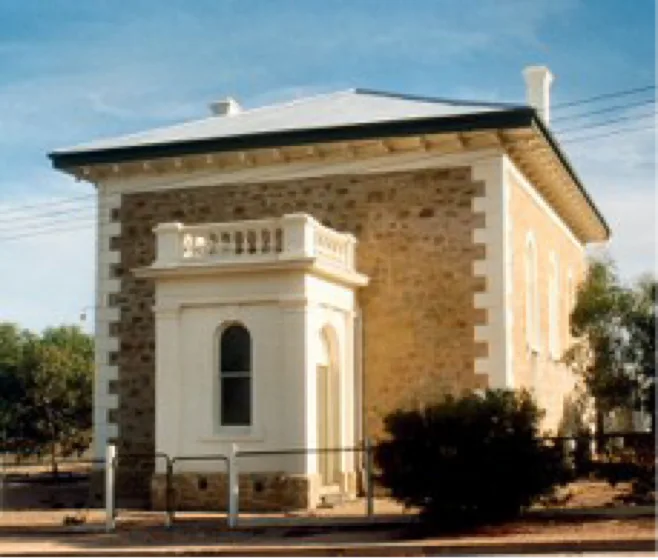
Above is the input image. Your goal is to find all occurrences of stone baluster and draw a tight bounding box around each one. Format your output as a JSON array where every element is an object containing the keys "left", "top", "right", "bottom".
[
  {"left": 345, "top": 234, "right": 357, "bottom": 269},
  {"left": 224, "top": 229, "right": 234, "bottom": 256}
]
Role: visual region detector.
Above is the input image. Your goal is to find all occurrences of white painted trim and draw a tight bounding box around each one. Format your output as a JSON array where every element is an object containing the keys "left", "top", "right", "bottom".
[
  {"left": 98, "top": 148, "right": 502, "bottom": 197},
  {"left": 156, "top": 293, "right": 355, "bottom": 314},
  {"left": 471, "top": 156, "right": 512, "bottom": 389},
  {"left": 135, "top": 259, "right": 369, "bottom": 289},
  {"left": 505, "top": 156, "right": 584, "bottom": 252},
  {"left": 213, "top": 322, "right": 261, "bottom": 438},
  {"left": 548, "top": 251, "right": 561, "bottom": 360},
  {"left": 524, "top": 231, "right": 541, "bottom": 355},
  {"left": 94, "top": 185, "right": 121, "bottom": 460}
]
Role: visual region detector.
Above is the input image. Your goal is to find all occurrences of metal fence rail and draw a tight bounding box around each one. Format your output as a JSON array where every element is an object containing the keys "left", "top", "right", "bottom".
[
  {"left": 102, "top": 441, "right": 375, "bottom": 531},
  {"left": 233, "top": 439, "right": 375, "bottom": 525},
  {"left": 168, "top": 454, "right": 229, "bottom": 527},
  {"left": 0, "top": 455, "right": 106, "bottom": 525}
]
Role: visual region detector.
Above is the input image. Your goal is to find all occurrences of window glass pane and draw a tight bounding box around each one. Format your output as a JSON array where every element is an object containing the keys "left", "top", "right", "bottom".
[
  {"left": 221, "top": 325, "right": 251, "bottom": 372},
  {"left": 221, "top": 377, "right": 251, "bottom": 425}
]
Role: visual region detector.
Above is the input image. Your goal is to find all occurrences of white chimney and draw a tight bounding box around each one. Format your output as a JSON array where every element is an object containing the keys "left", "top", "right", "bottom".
[
  {"left": 523, "top": 66, "right": 554, "bottom": 125},
  {"left": 209, "top": 97, "right": 242, "bottom": 116}
]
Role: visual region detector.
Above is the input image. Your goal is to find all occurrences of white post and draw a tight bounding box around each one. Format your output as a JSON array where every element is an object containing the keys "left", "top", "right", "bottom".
[
  {"left": 153, "top": 222, "right": 183, "bottom": 265},
  {"left": 228, "top": 443, "right": 239, "bottom": 528},
  {"left": 105, "top": 444, "right": 116, "bottom": 533}
]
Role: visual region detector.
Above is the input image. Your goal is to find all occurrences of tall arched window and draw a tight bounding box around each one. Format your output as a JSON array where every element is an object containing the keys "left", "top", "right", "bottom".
[
  {"left": 219, "top": 324, "right": 252, "bottom": 426},
  {"left": 566, "top": 269, "right": 575, "bottom": 339},
  {"left": 548, "top": 252, "right": 560, "bottom": 358},
  {"left": 525, "top": 233, "right": 539, "bottom": 351}
]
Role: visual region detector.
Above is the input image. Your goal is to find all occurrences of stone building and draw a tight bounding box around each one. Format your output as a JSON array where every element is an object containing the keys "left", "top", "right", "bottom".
[{"left": 50, "top": 66, "right": 609, "bottom": 509}]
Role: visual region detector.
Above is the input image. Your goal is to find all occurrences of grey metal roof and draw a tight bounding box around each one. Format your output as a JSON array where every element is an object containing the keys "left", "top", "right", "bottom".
[
  {"left": 52, "top": 88, "right": 524, "bottom": 156},
  {"left": 46, "top": 87, "right": 609, "bottom": 241}
]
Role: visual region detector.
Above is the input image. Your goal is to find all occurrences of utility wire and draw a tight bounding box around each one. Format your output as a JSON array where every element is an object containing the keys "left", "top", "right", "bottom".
[
  {"left": 551, "top": 98, "right": 655, "bottom": 123},
  {"left": 0, "top": 148, "right": 510, "bottom": 242},
  {"left": 553, "top": 85, "right": 656, "bottom": 109},
  {"left": 0, "top": 220, "right": 97, "bottom": 242},
  {"left": 2, "top": 86, "right": 656, "bottom": 230},
  {"left": 0, "top": 208, "right": 96, "bottom": 234},
  {"left": 0, "top": 203, "right": 95, "bottom": 226},
  {"left": 0, "top": 193, "right": 94, "bottom": 216},
  {"left": 1, "top": 117, "right": 654, "bottom": 242},
  {"left": 0, "top": 159, "right": 250, "bottom": 220},
  {"left": 2, "top": 114, "right": 654, "bottom": 239},
  {"left": 5, "top": 85, "right": 656, "bottom": 217},
  {"left": 7, "top": 84, "right": 658, "bottom": 217},
  {"left": 560, "top": 122, "right": 655, "bottom": 144},
  {"left": 555, "top": 110, "right": 656, "bottom": 135}
]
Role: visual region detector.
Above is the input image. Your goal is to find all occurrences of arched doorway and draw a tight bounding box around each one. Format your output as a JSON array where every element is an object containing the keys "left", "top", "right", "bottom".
[{"left": 317, "top": 326, "right": 340, "bottom": 490}]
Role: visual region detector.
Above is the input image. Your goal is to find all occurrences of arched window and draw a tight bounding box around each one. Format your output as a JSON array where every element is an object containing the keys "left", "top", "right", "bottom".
[
  {"left": 219, "top": 324, "right": 252, "bottom": 426},
  {"left": 548, "top": 252, "right": 560, "bottom": 358},
  {"left": 566, "top": 269, "right": 575, "bottom": 338},
  {"left": 525, "top": 233, "right": 539, "bottom": 351}
]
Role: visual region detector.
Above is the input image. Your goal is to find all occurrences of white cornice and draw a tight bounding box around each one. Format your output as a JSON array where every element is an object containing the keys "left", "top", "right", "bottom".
[{"left": 134, "top": 258, "right": 369, "bottom": 288}]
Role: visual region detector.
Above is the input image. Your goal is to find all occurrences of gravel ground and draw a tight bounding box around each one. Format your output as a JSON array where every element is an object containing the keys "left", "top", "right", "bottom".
[{"left": 0, "top": 479, "right": 654, "bottom": 555}]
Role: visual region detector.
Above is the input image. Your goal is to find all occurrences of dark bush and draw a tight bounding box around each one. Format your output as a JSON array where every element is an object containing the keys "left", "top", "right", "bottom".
[{"left": 375, "top": 389, "right": 571, "bottom": 529}]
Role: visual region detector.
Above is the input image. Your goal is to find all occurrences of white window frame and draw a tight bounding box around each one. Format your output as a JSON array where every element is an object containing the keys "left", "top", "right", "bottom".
[
  {"left": 548, "top": 252, "right": 560, "bottom": 359},
  {"left": 566, "top": 268, "right": 575, "bottom": 342},
  {"left": 217, "top": 322, "right": 253, "bottom": 432},
  {"left": 525, "top": 232, "right": 540, "bottom": 354}
]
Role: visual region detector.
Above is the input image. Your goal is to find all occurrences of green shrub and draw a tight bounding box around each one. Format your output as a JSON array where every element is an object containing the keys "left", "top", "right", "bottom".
[{"left": 375, "top": 389, "right": 571, "bottom": 529}]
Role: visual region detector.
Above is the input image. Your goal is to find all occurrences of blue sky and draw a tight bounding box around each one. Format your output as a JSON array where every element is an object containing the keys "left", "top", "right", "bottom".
[{"left": 0, "top": 0, "right": 655, "bottom": 331}]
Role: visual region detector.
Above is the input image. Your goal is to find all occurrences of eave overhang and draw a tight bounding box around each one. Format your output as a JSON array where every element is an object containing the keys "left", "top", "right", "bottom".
[
  {"left": 49, "top": 107, "right": 610, "bottom": 243},
  {"left": 49, "top": 108, "right": 535, "bottom": 169}
]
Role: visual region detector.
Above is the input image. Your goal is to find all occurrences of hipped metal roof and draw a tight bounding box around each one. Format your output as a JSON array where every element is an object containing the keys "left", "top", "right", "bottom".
[{"left": 48, "top": 88, "right": 609, "bottom": 239}]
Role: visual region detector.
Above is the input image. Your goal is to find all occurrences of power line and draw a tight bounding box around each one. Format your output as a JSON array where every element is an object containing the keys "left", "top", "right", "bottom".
[
  {"left": 0, "top": 208, "right": 96, "bottom": 234},
  {"left": 5, "top": 85, "right": 656, "bottom": 217},
  {"left": 2, "top": 121, "right": 653, "bottom": 239},
  {"left": 555, "top": 110, "right": 656, "bottom": 135},
  {"left": 2, "top": 86, "right": 656, "bottom": 231},
  {"left": 551, "top": 98, "right": 655, "bottom": 123},
  {"left": 0, "top": 161, "right": 248, "bottom": 221},
  {"left": 553, "top": 85, "right": 656, "bottom": 109},
  {"left": 0, "top": 193, "right": 94, "bottom": 216},
  {"left": 560, "top": 122, "right": 655, "bottom": 145},
  {"left": 0, "top": 149, "right": 510, "bottom": 242},
  {"left": 0, "top": 203, "right": 95, "bottom": 229},
  {"left": 0, "top": 219, "right": 97, "bottom": 242}
]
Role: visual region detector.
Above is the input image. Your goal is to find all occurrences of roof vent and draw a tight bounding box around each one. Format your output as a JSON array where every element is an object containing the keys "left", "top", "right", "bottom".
[
  {"left": 523, "top": 66, "right": 553, "bottom": 125},
  {"left": 209, "top": 97, "right": 242, "bottom": 117}
]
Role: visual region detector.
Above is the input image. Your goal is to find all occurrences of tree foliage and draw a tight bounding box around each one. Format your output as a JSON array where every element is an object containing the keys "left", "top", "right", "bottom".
[
  {"left": 0, "top": 323, "right": 93, "bottom": 460},
  {"left": 627, "top": 276, "right": 657, "bottom": 421},
  {"left": 564, "top": 257, "right": 656, "bottom": 431},
  {"left": 565, "top": 260, "right": 639, "bottom": 413},
  {"left": 375, "top": 389, "right": 570, "bottom": 529}
]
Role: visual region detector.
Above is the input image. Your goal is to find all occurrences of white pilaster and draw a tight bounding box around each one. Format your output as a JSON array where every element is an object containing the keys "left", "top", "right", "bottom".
[
  {"left": 472, "top": 156, "right": 512, "bottom": 389},
  {"left": 94, "top": 186, "right": 121, "bottom": 460}
]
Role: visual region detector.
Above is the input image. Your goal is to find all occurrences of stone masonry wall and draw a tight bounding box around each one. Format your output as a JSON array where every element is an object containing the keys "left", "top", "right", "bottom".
[
  {"left": 111, "top": 166, "right": 487, "bottom": 502},
  {"left": 151, "top": 472, "right": 313, "bottom": 512},
  {"left": 508, "top": 166, "right": 587, "bottom": 433}
]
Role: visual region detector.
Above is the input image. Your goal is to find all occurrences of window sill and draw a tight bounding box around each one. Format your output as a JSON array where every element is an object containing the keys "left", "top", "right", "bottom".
[{"left": 199, "top": 426, "right": 265, "bottom": 444}]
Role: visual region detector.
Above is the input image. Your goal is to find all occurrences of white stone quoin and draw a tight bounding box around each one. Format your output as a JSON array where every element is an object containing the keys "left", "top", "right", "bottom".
[{"left": 135, "top": 214, "right": 368, "bottom": 506}]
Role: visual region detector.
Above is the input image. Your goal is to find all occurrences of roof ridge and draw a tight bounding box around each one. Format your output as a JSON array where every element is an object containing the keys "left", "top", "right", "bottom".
[
  {"left": 51, "top": 89, "right": 359, "bottom": 155},
  {"left": 233, "top": 88, "right": 354, "bottom": 118},
  {"left": 352, "top": 87, "right": 525, "bottom": 109}
]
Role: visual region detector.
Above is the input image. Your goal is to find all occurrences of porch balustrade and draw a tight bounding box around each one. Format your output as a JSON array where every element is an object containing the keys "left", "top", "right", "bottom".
[{"left": 153, "top": 214, "right": 356, "bottom": 270}]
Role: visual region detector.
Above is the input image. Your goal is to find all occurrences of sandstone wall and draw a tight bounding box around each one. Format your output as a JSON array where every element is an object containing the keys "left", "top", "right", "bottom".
[
  {"left": 508, "top": 164, "right": 587, "bottom": 433},
  {"left": 109, "top": 166, "right": 487, "bottom": 500}
]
